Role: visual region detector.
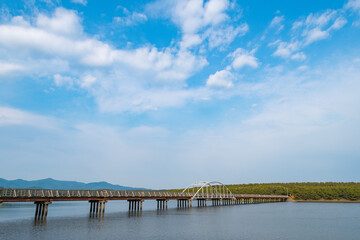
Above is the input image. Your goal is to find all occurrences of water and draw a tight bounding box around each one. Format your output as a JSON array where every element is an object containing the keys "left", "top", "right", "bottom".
[{"left": 0, "top": 201, "right": 359, "bottom": 240}]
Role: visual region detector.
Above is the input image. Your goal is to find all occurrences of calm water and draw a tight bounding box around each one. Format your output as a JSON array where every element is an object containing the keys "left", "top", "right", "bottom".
[{"left": 0, "top": 201, "right": 359, "bottom": 240}]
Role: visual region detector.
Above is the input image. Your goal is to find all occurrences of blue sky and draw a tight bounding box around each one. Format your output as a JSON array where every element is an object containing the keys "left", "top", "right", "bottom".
[{"left": 1, "top": 0, "right": 360, "bottom": 189}]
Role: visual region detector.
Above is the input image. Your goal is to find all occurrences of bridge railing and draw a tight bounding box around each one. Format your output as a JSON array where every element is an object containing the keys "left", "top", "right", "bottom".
[
  {"left": 0, "top": 189, "right": 195, "bottom": 199},
  {"left": 0, "top": 188, "right": 288, "bottom": 200}
]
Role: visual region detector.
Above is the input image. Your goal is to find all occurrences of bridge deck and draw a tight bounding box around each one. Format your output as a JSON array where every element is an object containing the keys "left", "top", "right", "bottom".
[{"left": 0, "top": 188, "right": 288, "bottom": 202}]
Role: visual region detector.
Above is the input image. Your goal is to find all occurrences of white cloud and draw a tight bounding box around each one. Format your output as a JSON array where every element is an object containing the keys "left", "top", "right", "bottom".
[
  {"left": 174, "top": 0, "right": 231, "bottom": 48},
  {"left": 0, "top": 24, "right": 116, "bottom": 66},
  {"left": 304, "top": 10, "right": 337, "bottom": 28},
  {"left": 146, "top": 0, "right": 245, "bottom": 50},
  {"left": 71, "top": 0, "right": 87, "bottom": 5},
  {"left": 170, "top": 0, "right": 229, "bottom": 34},
  {"left": 81, "top": 74, "right": 96, "bottom": 88},
  {"left": 0, "top": 8, "right": 211, "bottom": 113},
  {"left": 346, "top": 0, "right": 360, "bottom": 14},
  {"left": 180, "top": 33, "right": 203, "bottom": 49},
  {"left": 114, "top": 11, "right": 148, "bottom": 26},
  {"left": 329, "top": 17, "right": 348, "bottom": 30},
  {"left": 292, "top": 20, "right": 303, "bottom": 30},
  {"left": 0, "top": 8, "right": 206, "bottom": 72},
  {"left": 206, "top": 69, "right": 233, "bottom": 88},
  {"left": 54, "top": 74, "right": 74, "bottom": 87},
  {"left": 0, "top": 62, "right": 24, "bottom": 76},
  {"left": 11, "top": 16, "right": 30, "bottom": 27},
  {"left": 304, "top": 27, "right": 329, "bottom": 45},
  {"left": 0, "top": 106, "right": 58, "bottom": 129},
  {"left": 230, "top": 48, "right": 259, "bottom": 69},
  {"left": 36, "top": 7, "right": 83, "bottom": 37},
  {"left": 272, "top": 9, "right": 347, "bottom": 60},
  {"left": 272, "top": 41, "right": 299, "bottom": 58},
  {"left": 291, "top": 52, "right": 306, "bottom": 61},
  {"left": 205, "top": 23, "right": 248, "bottom": 50},
  {"left": 94, "top": 86, "right": 212, "bottom": 113},
  {"left": 270, "top": 15, "right": 284, "bottom": 33},
  {"left": 300, "top": 10, "right": 347, "bottom": 46}
]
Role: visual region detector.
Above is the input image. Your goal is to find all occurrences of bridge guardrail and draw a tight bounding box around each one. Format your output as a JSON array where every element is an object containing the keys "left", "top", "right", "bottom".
[
  {"left": 0, "top": 189, "right": 194, "bottom": 199},
  {"left": 0, "top": 188, "right": 287, "bottom": 200}
]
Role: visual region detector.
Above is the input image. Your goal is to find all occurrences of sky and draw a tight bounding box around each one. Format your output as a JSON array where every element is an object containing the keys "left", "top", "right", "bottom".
[{"left": 0, "top": 0, "right": 360, "bottom": 189}]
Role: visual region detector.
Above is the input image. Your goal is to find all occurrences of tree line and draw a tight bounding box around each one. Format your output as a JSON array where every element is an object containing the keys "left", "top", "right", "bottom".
[{"left": 226, "top": 182, "right": 360, "bottom": 200}]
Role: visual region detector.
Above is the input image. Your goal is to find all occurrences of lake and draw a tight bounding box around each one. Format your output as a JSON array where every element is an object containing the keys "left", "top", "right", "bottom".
[{"left": 0, "top": 201, "right": 359, "bottom": 240}]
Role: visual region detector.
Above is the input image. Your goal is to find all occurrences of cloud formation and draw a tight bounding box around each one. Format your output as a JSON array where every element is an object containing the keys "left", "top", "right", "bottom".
[
  {"left": 147, "top": 0, "right": 247, "bottom": 50},
  {"left": 230, "top": 48, "right": 259, "bottom": 70},
  {"left": 0, "top": 7, "right": 210, "bottom": 113},
  {"left": 206, "top": 69, "right": 233, "bottom": 88},
  {"left": 71, "top": 0, "right": 87, "bottom": 6},
  {"left": 270, "top": 8, "right": 347, "bottom": 60},
  {"left": 114, "top": 7, "right": 148, "bottom": 26}
]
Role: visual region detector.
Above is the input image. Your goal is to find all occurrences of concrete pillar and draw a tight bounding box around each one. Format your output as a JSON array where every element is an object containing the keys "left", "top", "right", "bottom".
[
  {"left": 35, "top": 203, "right": 40, "bottom": 217},
  {"left": 45, "top": 204, "right": 49, "bottom": 217},
  {"left": 39, "top": 203, "right": 44, "bottom": 217},
  {"left": 34, "top": 201, "right": 51, "bottom": 219}
]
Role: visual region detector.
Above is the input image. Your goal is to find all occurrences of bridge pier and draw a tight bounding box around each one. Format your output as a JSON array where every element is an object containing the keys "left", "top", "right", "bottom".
[
  {"left": 89, "top": 200, "right": 107, "bottom": 216},
  {"left": 34, "top": 201, "right": 51, "bottom": 219},
  {"left": 177, "top": 199, "right": 191, "bottom": 208},
  {"left": 177, "top": 199, "right": 183, "bottom": 208},
  {"left": 197, "top": 199, "right": 206, "bottom": 207},
  {"left": 128, "top": 199, "right": 143, "bottom": 211},
  {"left": 157, "top": 199, "right": 167, "bottom": 210},
  {"left": 212, "top": 199, "right": 220, "bottom": 206}
]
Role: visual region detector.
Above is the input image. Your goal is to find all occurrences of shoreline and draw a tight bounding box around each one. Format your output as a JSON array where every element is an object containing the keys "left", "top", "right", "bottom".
[{"left": 289, "top": 198, "right": 360, "bottom": 203}]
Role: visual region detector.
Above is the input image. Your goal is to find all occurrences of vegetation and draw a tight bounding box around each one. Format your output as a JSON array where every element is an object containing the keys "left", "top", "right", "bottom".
[
  {"left": 172, "top": 182, "right": 360, "bottom": 201},
  {"left": 226, "top": 182, "right": 360, "bottom": 201}
]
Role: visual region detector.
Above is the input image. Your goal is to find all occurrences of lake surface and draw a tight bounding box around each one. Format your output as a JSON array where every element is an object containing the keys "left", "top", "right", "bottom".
[{"left": 0, "top": 201, "right": 359, "bottom": 240}]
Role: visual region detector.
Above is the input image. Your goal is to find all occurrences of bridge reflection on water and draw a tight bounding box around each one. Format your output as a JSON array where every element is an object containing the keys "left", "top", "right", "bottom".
[{"left": 0, "top": 181, "right": 288, "bottom": 221}]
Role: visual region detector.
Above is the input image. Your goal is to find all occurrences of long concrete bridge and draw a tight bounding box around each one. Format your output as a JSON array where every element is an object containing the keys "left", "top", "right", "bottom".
[{"left": 0, "top": 181, "right": 288, "bottom": 220}]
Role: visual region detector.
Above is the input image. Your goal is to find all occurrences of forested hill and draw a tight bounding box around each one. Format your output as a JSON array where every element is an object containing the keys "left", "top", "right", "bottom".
[
  {"left": 227, "top": 182, "right": 360, "bottom": 201},
  {"left": 0, "top": 178, "right": 147, "bottom": 190}
]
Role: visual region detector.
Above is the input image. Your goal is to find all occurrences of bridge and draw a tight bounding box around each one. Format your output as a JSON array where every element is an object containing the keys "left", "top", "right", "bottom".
[{"left": 0, "top": 181, "right": 288, "bottom": 220}]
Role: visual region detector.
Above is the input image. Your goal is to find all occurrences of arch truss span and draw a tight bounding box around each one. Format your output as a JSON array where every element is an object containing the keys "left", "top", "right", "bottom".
[{"left": 182, "top": 181, "right": 236, "bottom": 200}]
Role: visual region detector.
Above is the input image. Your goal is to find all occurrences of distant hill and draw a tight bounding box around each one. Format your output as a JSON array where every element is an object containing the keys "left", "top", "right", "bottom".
[{"left": 0, "top": 178, "right": 148, "bottom": 190}]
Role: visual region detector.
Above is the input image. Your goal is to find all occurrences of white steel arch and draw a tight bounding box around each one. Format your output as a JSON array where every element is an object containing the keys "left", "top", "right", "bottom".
[{"left": 182, "top": 181, "right": 236, "bottom": 200}]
